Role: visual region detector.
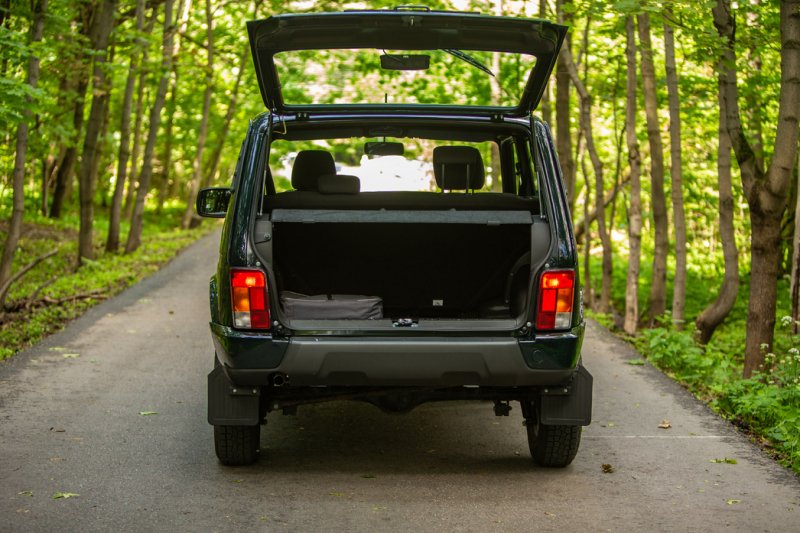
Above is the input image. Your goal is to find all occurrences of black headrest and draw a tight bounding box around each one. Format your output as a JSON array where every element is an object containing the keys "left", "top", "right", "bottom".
[
  {"left": 291, "top": 150, "right": 336, "bottom": 191},
  {"left": 432, "top": 146, "right": 486, "bottom": 190},
  {"left": 318, "top": 174, "right": 360, "bottom": 195}
]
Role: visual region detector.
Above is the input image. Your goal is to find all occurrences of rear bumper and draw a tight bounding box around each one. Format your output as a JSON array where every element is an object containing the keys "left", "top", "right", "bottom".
[{"left": 211, "top": 322, "right": 584, "bottom": 388}]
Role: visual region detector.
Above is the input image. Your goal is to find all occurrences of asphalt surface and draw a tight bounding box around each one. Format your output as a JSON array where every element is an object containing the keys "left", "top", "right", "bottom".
[{"left": 1, "top": 229, "right": 799, "bottom": 533}]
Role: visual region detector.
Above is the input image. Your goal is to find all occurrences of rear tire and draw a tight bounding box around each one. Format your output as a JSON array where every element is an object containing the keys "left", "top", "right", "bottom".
[
  {"left": 214, "top": 424, "right": 260, "bottom": 466},
  {"left": 527, "top": 418, "right": 581, "bottom": 467}
]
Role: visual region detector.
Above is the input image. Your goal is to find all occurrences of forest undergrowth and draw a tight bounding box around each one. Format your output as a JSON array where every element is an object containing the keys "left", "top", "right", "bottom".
[
  {"left": 0, "top": 199, "right": 217, "bottom": 360},
  {"left": 587, "top": 243, "right": 800, "bottom": 476}
]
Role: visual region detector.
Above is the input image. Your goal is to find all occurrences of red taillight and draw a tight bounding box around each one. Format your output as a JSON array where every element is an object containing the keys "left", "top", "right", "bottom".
[
  {"left": 231, "top": 269, "right": 270, "bottom": 329},
  {"left": 537, "top": 270, "right": 574, "bottom": 330}
]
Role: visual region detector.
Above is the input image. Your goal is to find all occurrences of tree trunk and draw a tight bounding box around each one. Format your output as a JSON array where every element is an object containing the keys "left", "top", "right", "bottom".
[
  {"left": 746, "top": 1, "right": 765, "bottom": 173},
  {"left": 790, "top": 145, "right": 800, "bottom": 335},
  {"left": 555, "top": 0, "right": 574, "bottom": 214},
  {"left": 624, "top": 16, "right": 643, "bottom": 336},
  {"left": 159, "top": 0, "right": 193, "bottom": 207},
  {"left": 637, "top": 13, "right": 669, "bottom": 328},
  {"left": 93, "top": 51, "right": 114, "bottom": 209},
  {"left": 714, "top": 0, "right": 800, "bottom": 378},
  {"left": 123, "top": 8, "right": 158, "bottom": 222},
  {"left": 580, "top": 137, "right": 592, "bottom": 309},
  {"left": 77, "top": 0, "right": 117, "bottom": 263},
  {"left": 123, "top": 78, "right": 146, "bottom": 221},
  {"left": 562, "top": 37, "right": 612, "bottom": 314},
  {"left": 42, "top": 147, "right": 65, "bottom": 216},
  {"left": 50, "top": 79, "right": 88, "bottom": 219},
  {"left": 156, "top": 75, "right": 177, "bottom": 214},
  {"left": 180, "top": 0, "right": 214, "bottom": 230},
  {"left": 0, "top": 0, "right": 47, "bottom": 310},
  {"left": 200, "top": 47, "right": 249, "bottom": 191},
  {"left": 49, "top": 3, "right": 97, "bottom": 219},
  {"left": 696, "top": 72, "right": 740, "bottom": 344},
  {"left": 125, "top": 0, "right": 175, "bottom": 253},
  {"left": 107, "top": 0, "right": 146, "bottom": 253},
  {"left": 574, "top": 175, "right": 630, "bottom": 242},
  {"left": 663, "top": 11, "right": 687, "bottom": 330}
]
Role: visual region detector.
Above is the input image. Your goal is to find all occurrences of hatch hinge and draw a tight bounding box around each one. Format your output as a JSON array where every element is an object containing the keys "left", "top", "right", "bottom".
[
  {"left": 490, "top": 113, "right": 504, "bottom": 123},
  {"left": 296, "top": 112, "right": 309, "bottom": 121}
]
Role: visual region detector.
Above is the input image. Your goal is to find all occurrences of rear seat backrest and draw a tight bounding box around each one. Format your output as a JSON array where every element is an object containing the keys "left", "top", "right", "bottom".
[
  {"left": 291, "top": 150, "right": 336, "bottom": 191},
  {"left": 318, "top": 174, "right": 360, "bottom": 195},
  {"left": 432, "top": 146, "right": 486, "bottom": 191}
]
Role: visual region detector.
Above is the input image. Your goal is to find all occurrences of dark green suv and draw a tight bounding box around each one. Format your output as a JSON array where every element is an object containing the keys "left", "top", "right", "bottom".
[{"left": 199, "top": 7, "right": 591, "bottom": 467}]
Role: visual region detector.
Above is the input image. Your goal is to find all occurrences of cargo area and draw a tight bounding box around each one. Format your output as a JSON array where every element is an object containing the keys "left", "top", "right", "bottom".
[{"left": 260, "top": 209, "right": 550, "bottom": 324}]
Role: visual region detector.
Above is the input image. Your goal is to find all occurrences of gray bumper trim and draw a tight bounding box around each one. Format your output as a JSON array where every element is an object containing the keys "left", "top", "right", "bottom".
[{"left": 225, "top": 337, "right": 574, "bottom": 387}]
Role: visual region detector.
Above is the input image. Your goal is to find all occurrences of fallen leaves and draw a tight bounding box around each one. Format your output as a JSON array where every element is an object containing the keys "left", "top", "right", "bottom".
[
  {"left": 361, "top": 474, "right": 376, "bottom": 479},
  {"left": 602, "top": 463, "right": 616, "bottom": 473},
  {"left": 62, "top": 353, "right": 80, "bottom": 358},
  {"left": 627, "top": 359, "right": 645, "bottom": 366},
  {"left": 138, "top": 411, "right": 158, "bottom": 416},
  {"left": 52, "top": 493, "right": 79, "bottom": 499},
  {"left": 329, "top": 493, "right": 345, "bottom": 496},
  {"left": 18, "top": 491, "right": 33, "bottom": 497},
  {"left": 710, "top": 458, "right": 738, "bottom": 464},
  {"left": 372, "top": 507, "right": 387, "bottom": 510},
  {"left": 658, "top": 420, "right": 672, "bottom": 429},
  {"left": 727, "top": 499, "right": 741, "bottom": 505}
]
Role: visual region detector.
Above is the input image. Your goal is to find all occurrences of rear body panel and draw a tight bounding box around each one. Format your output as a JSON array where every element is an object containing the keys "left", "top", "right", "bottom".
[{"left": 208, "top": 110, "right": 583, "bottom": 390}]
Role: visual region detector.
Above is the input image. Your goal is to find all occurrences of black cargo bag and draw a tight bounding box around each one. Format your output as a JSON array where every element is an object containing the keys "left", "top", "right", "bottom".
[{"left": 280, "top": 291, "right": 384, "bottom": 320}]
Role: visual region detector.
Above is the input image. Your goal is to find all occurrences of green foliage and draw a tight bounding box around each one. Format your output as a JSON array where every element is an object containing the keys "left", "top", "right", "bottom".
[
  {"left": 632, "top": 320, "right": 800, "bottom": 474},
  {"left": 0, "top": 204, "right": 216, "bottom": 361}
]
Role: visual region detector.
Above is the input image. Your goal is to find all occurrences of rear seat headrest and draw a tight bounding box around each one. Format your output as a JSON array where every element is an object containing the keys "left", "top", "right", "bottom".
[
  {"left": 433, "top": 146, "right": 486, "bottom": 191},
  {"left": 292, "top": 150, "right": 336, "bottom": 191},
  {"left": 318, "top": 174, "right": 360, "bottom": 195}
]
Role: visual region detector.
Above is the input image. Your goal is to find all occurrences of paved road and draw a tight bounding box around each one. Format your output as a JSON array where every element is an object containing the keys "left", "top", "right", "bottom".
[{"left": 1, "top": 230, "right": 798, "bottom": 532}]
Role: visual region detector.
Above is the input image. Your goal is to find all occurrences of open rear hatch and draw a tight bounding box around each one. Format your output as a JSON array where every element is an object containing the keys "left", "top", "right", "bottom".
[{"left": 246, "top": 8, "right": 567, "bottom": 118}]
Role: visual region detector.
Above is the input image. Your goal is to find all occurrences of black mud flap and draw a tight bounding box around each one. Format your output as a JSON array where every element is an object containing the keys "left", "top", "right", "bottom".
[
  {"left": 208, "top": 366, "right": 261, "bottom": 426},
  {"left": 539, "top": 364, "right": 593, "bottom": 426}
]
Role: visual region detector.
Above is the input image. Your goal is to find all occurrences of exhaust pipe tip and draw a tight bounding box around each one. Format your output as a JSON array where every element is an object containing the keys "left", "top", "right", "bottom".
[{"left": 271, "top": 373, "right": 288, "bottom": 387}]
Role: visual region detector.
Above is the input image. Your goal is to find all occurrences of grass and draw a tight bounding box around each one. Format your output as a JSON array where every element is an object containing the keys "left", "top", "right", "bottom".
[
  {"left": 0, "top": 200, "right": 218, "bottom": 360},
  {"left": 583, "top": 238, "right": 800, "bottom": 475}
]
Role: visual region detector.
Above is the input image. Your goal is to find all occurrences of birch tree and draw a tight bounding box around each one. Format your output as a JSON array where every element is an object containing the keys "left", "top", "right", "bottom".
[
  {"left": 624, "top": 16, "right": 643, "bottom": 336},
  {"left": 638, "top": 12, "right": 669, "bottom": 327},
  {"left": 664, "top": 10, "right": 687, "bottom": 330}
]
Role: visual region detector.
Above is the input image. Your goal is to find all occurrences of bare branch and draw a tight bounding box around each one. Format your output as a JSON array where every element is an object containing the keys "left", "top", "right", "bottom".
[{"left": 0, "top": 249, "right": 58, "bottom": 308}]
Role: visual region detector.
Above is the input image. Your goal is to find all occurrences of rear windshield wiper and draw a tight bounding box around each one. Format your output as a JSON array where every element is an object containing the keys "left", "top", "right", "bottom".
[{"left": 442, "top": 49, "right": 495, "bottom": 77}]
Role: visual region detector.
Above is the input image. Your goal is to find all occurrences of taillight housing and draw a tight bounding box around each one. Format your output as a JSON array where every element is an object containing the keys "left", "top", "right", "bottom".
[
  {"left": 537, "top": 270, "right": 574, "bottom": 330},
  {"left": 231, "top": 269, "right": 270, "bottom": 329}
]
